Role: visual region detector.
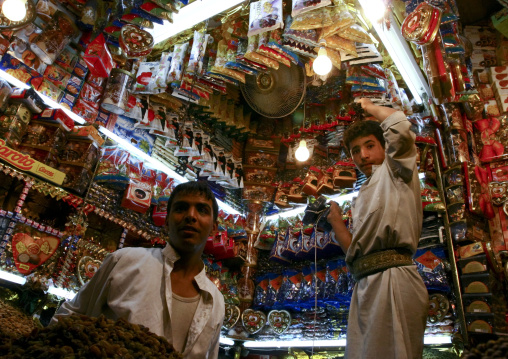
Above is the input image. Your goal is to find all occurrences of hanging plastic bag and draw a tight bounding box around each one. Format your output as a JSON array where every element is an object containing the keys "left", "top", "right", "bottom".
[{"left": 247, "top": 0, "right": 284, "bottom": 37}]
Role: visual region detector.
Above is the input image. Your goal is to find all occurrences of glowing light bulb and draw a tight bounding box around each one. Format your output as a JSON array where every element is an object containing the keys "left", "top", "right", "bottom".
[
  {"left": 2, "top": 0, "right": 27, "bottom": 22},
  {"left": 295, "top": 139, "right": 310, "bottom": 162},
  {"left": 313, "top": 47, "right": 332, "bottom": 76},
  {"left": 361, "top": 0, "right": 386, "bottom": 23}
]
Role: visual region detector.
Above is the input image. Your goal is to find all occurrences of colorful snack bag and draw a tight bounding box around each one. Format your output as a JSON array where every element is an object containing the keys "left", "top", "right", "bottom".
[
  {"left": 167, "top": 42, "right": 189, "bottom": 84},
  {"left": 247, "top": 0, "right": 284, "bottom": 37},
  {"left": 292, "top": 0, "right": 331, "bottom": 17},
  {"left": 186, "top": 31, "right": 210, "bottom": 75}
]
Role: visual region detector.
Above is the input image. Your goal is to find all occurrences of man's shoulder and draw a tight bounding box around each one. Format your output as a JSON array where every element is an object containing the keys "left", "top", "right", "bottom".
[{"left": 111, "top": 247, "right": 162, "bottom": 261}]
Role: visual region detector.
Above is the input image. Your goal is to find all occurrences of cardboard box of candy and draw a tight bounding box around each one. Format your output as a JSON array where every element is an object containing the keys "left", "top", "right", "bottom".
[
  {"left": 36, "top": 108, "right": 74, "bottom": 131},
  {"left": 0, "top": 53, "right": 43, "bottom": 88}
]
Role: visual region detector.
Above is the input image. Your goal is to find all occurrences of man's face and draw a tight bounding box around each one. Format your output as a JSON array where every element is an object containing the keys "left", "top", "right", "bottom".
[
  {"left": 349, "top": 135, "right": 385, "bottom": 177},
  {"left": 166, "top": 192, "right": 217, "bottom": 255}
]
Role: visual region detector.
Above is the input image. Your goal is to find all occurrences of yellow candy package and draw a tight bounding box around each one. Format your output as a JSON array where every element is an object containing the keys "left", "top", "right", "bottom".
[
  {"left": 323, "top": 35, "right": 357, "bottom": 57},
  {"left": 337, "top": 24, "right": 373, "bottom": 44},
  {"left": 319, "top": 7, "right": 355, "bottom": 38},
  {"left": 290, "top": 7, "right": 333, "bottom": 30}
]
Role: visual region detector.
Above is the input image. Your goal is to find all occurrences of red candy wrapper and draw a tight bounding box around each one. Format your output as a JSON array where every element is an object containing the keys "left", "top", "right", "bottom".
[
  {"left": 73, "top": 99, "right": 99, "bottom": 124},
  {"left": 83, "top": 33, "right": 115, "bottom": 78}
]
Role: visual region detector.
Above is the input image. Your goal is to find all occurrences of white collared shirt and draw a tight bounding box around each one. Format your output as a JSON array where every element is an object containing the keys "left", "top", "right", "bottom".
[{"left": 51, "top": 244, "right": 225, "bottom": 358}]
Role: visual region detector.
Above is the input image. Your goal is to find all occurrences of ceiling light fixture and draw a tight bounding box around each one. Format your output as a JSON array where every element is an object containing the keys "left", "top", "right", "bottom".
[
  {"left": 312, "top": 47, "right": 332, "bottom": 76},
  {"left": 2, "top": 0, "right": 26, "bottom": 22},
  {"left": 295, "top": 139, "right": 310, "bottom": 162}
]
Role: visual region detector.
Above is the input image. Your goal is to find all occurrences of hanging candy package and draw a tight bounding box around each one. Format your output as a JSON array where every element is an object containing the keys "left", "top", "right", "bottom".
[
  {"left": 292, "top": 0, "right": 331, "bottom": 17},
  {"left": 94, "top": 146, "right": 131, "bottom": 189},
  {"left": 167, "top": 42, "right": 189, "bottom": 85},
  {"left": 413, "top": 245, "right": 451, "bottom": 292},
  {"left": 318, "top": 6, "right": 355, "bottom": 37},
  {"left": 244, "top": 35, "right": 279, "bottom": 70},
  {"left": 186, "top": 31, "right": 210, "bottom": 75},
  {"left": 247, "top": 0, "right": 284, "bottom": 37}
]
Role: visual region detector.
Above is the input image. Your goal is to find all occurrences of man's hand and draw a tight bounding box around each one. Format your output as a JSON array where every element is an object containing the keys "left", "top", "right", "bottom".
[
  {"left": 357, "top": 98, "right": 375, "bottom": 112},
  {"left": 355, "top": 97, "right": 397, "bottom": 122},
  {"left": 326, "top": 201, "right": 352, "bottom": 253},
  {"left": 327, "top": 201, "right": 343, "bottom": 224}
]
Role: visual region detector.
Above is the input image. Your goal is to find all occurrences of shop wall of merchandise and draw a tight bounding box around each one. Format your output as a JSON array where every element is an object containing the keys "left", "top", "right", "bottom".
[{"left": 0, "top": 0, "right": 506, "bottom": 357}]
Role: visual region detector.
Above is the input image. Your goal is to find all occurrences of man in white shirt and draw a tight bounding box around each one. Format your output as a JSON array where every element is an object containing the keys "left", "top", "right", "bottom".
[
  {"left": 327, "top": 99, "right": 428, "bottom": 358},
  {"left": 52, "top": 181, "right": 225, "bottom": 358}
]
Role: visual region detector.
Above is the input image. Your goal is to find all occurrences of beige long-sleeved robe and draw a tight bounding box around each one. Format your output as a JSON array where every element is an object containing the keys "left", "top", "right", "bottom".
[{"left": 345, "top": 111, "right": 429, "bottom": 359}]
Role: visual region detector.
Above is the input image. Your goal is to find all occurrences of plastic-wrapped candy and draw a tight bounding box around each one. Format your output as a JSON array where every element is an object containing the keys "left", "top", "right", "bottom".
[
  {"left": 254, "top": 275, "right": 269, "bottom": 308},
  {"left": 315, "top": 263, "right": 327, "bottom": 302},
  {"left": 322, "top": 35, "right": 357, "bottom": 57},
  {"left": 291, "top": 6, "right": 333, "bottom": 30},
  {"left": 279, "top": 268, "right": 302, "bottom": 306},
  {"left": 292, "top": 0, "right": 331, "bottom": 17},
  {"left": 94, "top": 146, "right": 130, "bottom": 189},
  {"left": 266, "top": 273, "right": 283, "bottom": 308},
  {"left": 257, "top": 32, "right": 291, "bottom": 67},
  {"left": 297, "top": 265, "right": 315, "bottom": 306},
  {"left": 255, "top": 217, "right": 278, "bottom": 250},
  {"left": 247, "top": 0, "right": 284, "bottom": 37},
  {"left": 413, "top": 245, "right": 451, "bottom": 292},
  {"left": 318, "top": 6, "right": 355, "bottom": 38},
  {"left": 244, "top": 35, "right": 279, "bottom": 70},
  {"left": 325, "top": 259, "right": 340, "bottom": 301},
  {"left": 186, "top": 31, "right": 210, "bottom": 75},
  {"left": 167, "top": 42, "right": 189, "bottom": 84},
  {"left": 337, "top": 24, "right": 373, "bottom": 44}
]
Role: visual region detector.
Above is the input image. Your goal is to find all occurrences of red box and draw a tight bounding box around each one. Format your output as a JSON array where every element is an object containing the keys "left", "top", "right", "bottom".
[
  {"left": 83, "top": 33, "right": 115, "bottom": 78},
  {"left": 36, "top": 108, "right": 74, "bottom": 131},
  {"left": 72, "top": 99, "right": 99, "bottom": 124}
]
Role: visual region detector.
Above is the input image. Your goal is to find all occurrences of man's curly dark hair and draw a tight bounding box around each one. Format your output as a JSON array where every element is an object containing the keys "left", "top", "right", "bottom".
[{"left": 343, "top": 120, "right": 386, "bottom": 153}]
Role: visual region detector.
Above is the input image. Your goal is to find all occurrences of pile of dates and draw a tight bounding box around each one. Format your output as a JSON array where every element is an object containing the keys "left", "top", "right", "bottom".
[
  {"left": 462, "top": 337, "right": 508, "bottom": 359},
  {"left": 0, "top": 299, "right": 37, "bottom": 339},
  {"left": 0, "top": 314, "right": 183, "bottom": 358}
]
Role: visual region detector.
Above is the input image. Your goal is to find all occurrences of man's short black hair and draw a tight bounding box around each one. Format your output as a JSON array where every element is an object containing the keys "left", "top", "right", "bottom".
[
  {"left": 343, "top": 120, "right": 385, "bottom": 152},
  {"left": 167, "top": 181, "right": 219, "bottom": 222}
]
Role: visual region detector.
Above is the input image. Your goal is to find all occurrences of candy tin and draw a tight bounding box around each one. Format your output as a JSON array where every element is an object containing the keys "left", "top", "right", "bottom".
[
  {"left": 119, "top": 25, "right": 154, "bottom": 59},
  {"left": 100, "top": 68, "right": 135, "bottom": 115},
  {"left": 401, "top": 2, "right": 442, "bottom": 46}
]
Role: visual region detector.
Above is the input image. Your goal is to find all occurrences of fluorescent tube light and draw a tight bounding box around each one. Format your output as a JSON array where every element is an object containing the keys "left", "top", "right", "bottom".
[
  {"left": 149, "top": 0, "right": 245, "bottom": 45},
  {"left": 219, "top": 336, "right": 235, "bottom": 346},
  {"left": 357, "top": 4, "right": 430, "bottom": 104},
  {"left": 245, "top": 339, "right": 347, "bottom": 348},
  {"left": 0, "top": 69, "right": 30, "bottom": 89},
  {"left": 47, "top": 285, "right": 77, "bottom": 300},
  {"left": 423, "top": 335, "right": 452, "bottom": 345},
  {"left": 243, "top": 335, "right": 451, "bottom": 348},
  {"left": 0, "top": 269, "right": 27, "bottom": 285}
]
